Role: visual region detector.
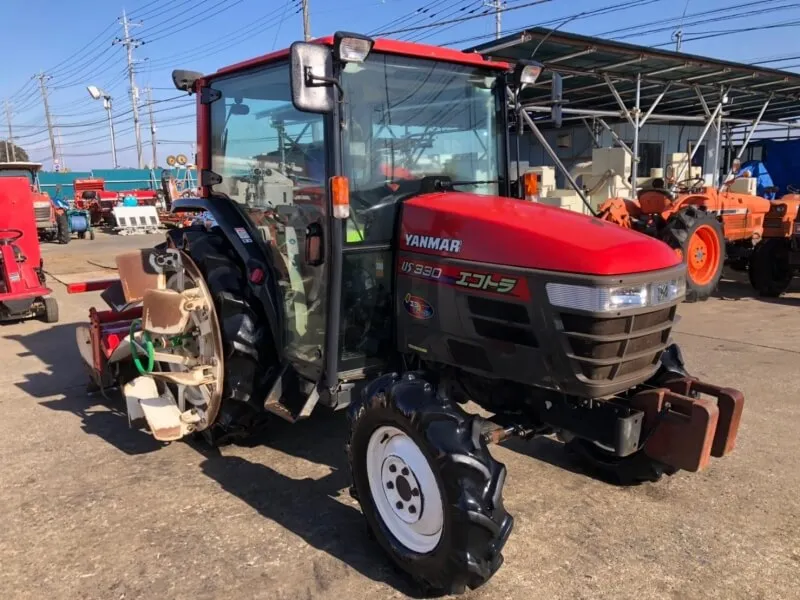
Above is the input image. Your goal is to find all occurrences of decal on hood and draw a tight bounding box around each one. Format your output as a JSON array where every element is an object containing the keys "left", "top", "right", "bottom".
[{"left": 405, "top": 233, "right": 462, "bottom": 254}]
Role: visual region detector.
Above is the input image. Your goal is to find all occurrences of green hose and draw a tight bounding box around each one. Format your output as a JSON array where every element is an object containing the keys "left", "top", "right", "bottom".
[{"left": 129, "top": 319, "right": 155, "bottom": 376}]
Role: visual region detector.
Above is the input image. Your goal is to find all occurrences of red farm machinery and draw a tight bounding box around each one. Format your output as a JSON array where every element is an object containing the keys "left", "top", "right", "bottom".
[{"left": 68, "top": 32, "right": 744, "bottom": 595}]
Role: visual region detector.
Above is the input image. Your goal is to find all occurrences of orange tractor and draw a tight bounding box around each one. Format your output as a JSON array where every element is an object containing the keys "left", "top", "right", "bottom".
[
  {"left": 597, "top": 176, "right": 772, "bottom": 301},
  {"left": 747, "top": 192, "right": 800, "bottom": 296}
]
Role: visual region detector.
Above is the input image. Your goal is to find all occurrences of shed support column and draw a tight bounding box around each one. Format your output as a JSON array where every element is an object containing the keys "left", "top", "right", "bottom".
[
  {"left": 718, "top": 95, "right": 772, "bottom": 190},
  {"left": 632, "top": 73, "right": 642, "bottom": 194}
]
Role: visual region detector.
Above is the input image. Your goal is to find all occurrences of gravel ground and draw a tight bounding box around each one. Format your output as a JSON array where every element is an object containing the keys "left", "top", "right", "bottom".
[{"left": 0, "top": 232, "right": 797, "bottom": 600}]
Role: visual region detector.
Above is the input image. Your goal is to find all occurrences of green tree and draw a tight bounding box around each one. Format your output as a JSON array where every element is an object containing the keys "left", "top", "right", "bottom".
[{"left": 0, "top": 140, "right": 30, "bottom": 162}]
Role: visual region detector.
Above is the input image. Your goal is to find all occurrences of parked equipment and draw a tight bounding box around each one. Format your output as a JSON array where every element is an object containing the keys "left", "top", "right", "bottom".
[
  {"left": 0, "top": 162, "right": 69, "bottom": 244},
  {"left": 597, "top": 171, "right": 772, "bottom": 301},
  {"left": 68, "top": 33, "right": 744, "bottom": 595},
  {"left": 0, "top": 176, "right": 58, "bottom": 323},
  {"left": 747, "top": 193, "right": 800, "bottom": 296},
  {"left": 66, "top": 208, "right": 95, "bottom": 240}
]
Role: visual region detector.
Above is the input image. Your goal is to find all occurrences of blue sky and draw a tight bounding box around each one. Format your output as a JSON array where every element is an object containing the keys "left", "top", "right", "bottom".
[{"left": 2, "top": 0, "right": 799, "bottom": 171}]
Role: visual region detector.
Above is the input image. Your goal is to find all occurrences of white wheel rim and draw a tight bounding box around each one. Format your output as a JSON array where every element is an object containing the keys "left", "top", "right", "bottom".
[{"left": 366, "top": 425, "right": 444, "bottom": 554}]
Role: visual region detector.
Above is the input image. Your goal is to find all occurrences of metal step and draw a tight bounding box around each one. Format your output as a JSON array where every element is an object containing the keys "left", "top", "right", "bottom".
[
  {"left": 123, "top": 376, "right": 199, "bottom": 441},
  {"left": 263, "top": 365, "right": 320, "bottom": 423}
]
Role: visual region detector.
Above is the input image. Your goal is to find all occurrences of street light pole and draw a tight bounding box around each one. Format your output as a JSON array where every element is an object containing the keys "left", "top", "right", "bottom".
[
  {"left": 104, "top": 96, "right": 119, "bottom": 169},
  {"left": 87, "top": 85, "right": 119, "bottom": 168}
]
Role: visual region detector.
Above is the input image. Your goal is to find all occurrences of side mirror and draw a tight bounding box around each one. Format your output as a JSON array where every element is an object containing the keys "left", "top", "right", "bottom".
[
  {"left": 290, "top": 42, "right": 335, "bottom": 114},
  {"left": 172, "top": 69, "right": 203, "bottom": 94},
  {"left": 305, "top": 222, "right": 324, "bottom": 266}
]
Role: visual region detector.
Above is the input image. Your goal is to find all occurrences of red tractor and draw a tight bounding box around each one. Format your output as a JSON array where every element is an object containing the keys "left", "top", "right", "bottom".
[
  {"left": 0, "top": 175, "right": 58, "bottom": 323},
  {"left": 69, "top": 33, "right": 743, "bottom": 594},
  {"left": 0, "top": 162, "right": 69, "bottom": 244}
]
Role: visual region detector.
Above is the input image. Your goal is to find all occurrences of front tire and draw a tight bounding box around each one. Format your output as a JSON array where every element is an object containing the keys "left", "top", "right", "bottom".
[
  {"left": 565, "top": 343, "right": 688, "bottom": 485},
  {"left": 660, "top": 206, "right": 724, "bottom": 302},
  {"left": 748, "top": 238, "right": 794, "bottom": 297},
  {"left": 42, "top": 297, "right": 59, "bottom": 323},
  {"left": 348, "top": 372, "right": 512, "bottom": 595}
]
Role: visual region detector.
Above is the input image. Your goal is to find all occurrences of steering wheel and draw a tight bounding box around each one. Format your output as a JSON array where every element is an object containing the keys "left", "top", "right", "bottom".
[
  {"left": 0, "top": 229, "right": 23, "bottom": 245},
  {"left": 675, "top": 176, "right": 706, "bottom": 192}
]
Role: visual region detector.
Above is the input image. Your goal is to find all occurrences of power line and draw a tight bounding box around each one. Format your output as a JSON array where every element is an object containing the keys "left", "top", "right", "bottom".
[{"left": 441, "top": 0, "right": 663, "bottom": 47}]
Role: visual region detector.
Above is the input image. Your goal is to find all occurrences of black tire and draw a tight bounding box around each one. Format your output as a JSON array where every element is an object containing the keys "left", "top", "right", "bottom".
[
  {"left": 748, "top": 238, "right": 794, "bottom": 297},
  {"left": 56, "top": 212, "right": 71, "bottom": 244},
  {"left": 347, "top": 372, "right": 513, "bottom": 596},
  {"left": 565, "top": 343, "right": 688, "bottom": 486},
  {"left": 42, "top": 297, "right": 59, "bottom": 323},
  {"left": 77, "top": 231, "right": 86, "bottom": 240},
  {"left": 171, "top": 229, "right": 273, "bottom": 445},
  {"left": 659, "top": 206, "right": 724, "bottom": 302}
]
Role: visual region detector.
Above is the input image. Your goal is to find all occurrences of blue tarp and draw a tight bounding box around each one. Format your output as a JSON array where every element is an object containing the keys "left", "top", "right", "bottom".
[
  {"left": 747, "top": 139, "right": 800, "bottom": 196},
  {"left": 738, "top": 160, "right": 777, "bottom": 199}
]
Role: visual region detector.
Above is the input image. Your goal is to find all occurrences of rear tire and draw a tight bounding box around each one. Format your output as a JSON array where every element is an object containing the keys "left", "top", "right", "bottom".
[
  {"left": 348, "top": 372, "right": 513, "bottom": 595},
  {"left": 172, "top": 230, "right": 272, "bottom": 445},
  {"left": 42, "top": 297, "right": 59, "bottom": 323},
  {"left": 56, "top": 212, "right": 71, "bottom": 244},
  {"left": 748, "top": 238, "right": 794, "bottom": 297},
  {"left": 660, "top": 206, "right": 724, "bottom": 302}
]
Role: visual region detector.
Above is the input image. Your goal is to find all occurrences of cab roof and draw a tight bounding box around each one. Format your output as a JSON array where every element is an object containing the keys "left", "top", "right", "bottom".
[
  {"left": 211, "top": 36, "right": 510, "bottom": 79},
  {"left": 0, "top": 162, "right": 42, "bottom": 171}
]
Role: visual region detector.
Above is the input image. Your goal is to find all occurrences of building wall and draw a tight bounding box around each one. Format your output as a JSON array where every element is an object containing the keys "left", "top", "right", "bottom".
[{"left": 511, "top": 121, "right": 717, "bottom": 187}]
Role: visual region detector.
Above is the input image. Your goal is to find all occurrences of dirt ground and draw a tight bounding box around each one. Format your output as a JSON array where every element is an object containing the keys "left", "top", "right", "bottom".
[{"left": 1, "top": 231, "right": 798, "bottom": 600}]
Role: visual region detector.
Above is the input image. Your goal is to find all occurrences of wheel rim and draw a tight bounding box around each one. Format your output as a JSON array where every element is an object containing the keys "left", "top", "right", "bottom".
[
  {"left": 686, "top": 224, "right": 720, "bottom": 286},
  {"left": 366, "top": 425, "right": 444, "bottom": 554}
]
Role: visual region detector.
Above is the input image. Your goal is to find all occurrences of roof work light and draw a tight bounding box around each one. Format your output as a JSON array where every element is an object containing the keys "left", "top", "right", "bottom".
[
  {"left": 514, "top": 60, "right": 544, "bottom": 88},
  {"left": 334, "top": 32, "right": 375, "bottom": 63}
]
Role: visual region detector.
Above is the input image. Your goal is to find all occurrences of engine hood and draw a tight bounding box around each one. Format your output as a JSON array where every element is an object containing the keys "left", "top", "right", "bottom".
[{"left": 399, "top": 192, "right": 681, "bottom": 276}]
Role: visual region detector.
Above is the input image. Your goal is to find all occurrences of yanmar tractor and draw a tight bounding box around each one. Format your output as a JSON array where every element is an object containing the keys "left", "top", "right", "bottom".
[
  {"left": 69, "top": 33, "right": 744, "bottom": 594},
  {"left": 596, "top": 178, "right": 771, "bottom": 301}
]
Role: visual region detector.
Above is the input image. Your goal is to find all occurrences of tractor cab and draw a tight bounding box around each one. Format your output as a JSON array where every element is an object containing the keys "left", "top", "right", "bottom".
[{"left": 173, "top": 34, "right": 520, "bottom": 391}]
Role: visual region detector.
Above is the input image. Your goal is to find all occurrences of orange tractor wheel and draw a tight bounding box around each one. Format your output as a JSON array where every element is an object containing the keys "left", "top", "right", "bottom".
[
  {"left": 660, "top": 206, "right": 724, "bottom": 302},
  {"left": 748, "top": 238, "right": 794, "bottom": 297}
]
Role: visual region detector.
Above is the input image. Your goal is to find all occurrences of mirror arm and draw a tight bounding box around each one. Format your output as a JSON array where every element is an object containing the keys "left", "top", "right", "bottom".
[{"left": 304, "top": 68, "right": 344, "bottom": 100}]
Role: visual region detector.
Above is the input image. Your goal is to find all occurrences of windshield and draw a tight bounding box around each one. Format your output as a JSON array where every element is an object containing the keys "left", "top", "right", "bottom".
[
  {"left": 0, "top": 169, "right": 35, "bottom": 183},
  {"left": 340, "top": 53, "right": 505, "bottom": 242}
]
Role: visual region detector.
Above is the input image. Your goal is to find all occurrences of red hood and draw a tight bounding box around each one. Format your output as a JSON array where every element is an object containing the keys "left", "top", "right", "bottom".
[{"left": 399, "top": 192, "right": 681, "bottom": 276}]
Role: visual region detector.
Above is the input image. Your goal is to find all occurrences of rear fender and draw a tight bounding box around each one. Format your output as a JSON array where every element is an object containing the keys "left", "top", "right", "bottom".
[{"left": 171, "top": 196, "right": 284, "bottom": 357}]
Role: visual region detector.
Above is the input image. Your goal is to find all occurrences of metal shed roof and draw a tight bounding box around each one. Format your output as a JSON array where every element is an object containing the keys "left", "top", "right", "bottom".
[{"left": 467, "top": 27, "right": 800, "bottom": 126}]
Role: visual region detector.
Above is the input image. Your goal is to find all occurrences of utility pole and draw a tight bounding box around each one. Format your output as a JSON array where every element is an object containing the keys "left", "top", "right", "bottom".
[
  {"left": 145, "top": 87, "right": 158, "bottom": 168},
  {"left": 485, "top": 0, "right": 503, "bottom": 39},
  {"left": 36, "top": 73, "right": 59, "bottom": 167},
  {"left": 4, "top": 101, "right": 16, "bottom": 162},
  {"left": 302, "top": 0, "right": 311, "bottom": 41},
  {"left": 674, "top": 29, "right": 683, "bottom": 52},
  {"left": 114, "top": 10, "right": 144, "bottom": 168}
]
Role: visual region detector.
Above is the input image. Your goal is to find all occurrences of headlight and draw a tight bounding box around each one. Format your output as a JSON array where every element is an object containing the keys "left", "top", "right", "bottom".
[{"left": 546, "top": 278, "right": 686, "bottom": 312}]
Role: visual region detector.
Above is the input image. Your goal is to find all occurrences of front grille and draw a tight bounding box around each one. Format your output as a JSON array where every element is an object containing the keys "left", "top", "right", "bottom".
[
  {"left": 763, "top": 216, "right": 790, "bottom": 238},
  {"left": 34, "top": 205, "right": 51, "bottom": 221},
  {"left": 559, "top": 306, "right": 676, "bottom": 382}
]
